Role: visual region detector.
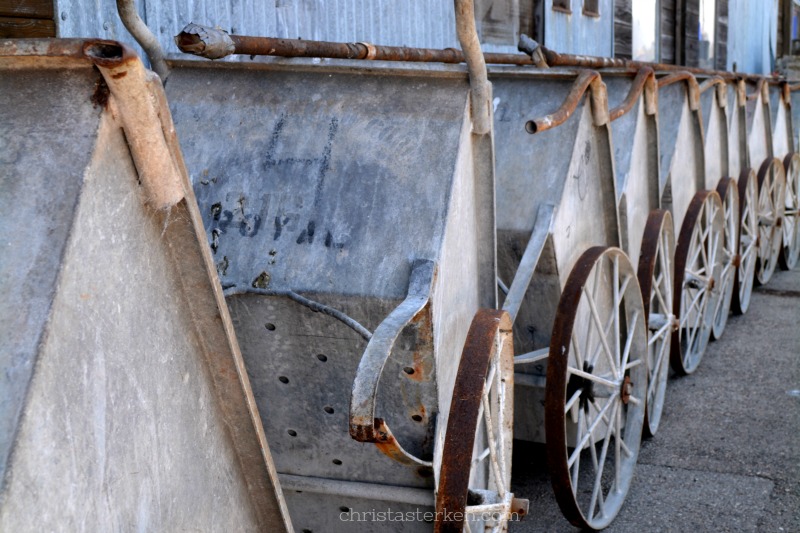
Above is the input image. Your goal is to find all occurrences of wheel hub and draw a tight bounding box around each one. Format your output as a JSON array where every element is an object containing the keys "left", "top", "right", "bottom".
[{"left": 621, "top": 375, "right": 633, "bottom": 405}]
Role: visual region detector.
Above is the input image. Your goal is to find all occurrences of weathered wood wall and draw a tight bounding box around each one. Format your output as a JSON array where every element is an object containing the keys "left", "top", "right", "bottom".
[
  {"left": 614, "top": 0, "right": 632, "bottom": 59},
  {"left": 0, "top": 0, "right": 55, "bottom": 37}
]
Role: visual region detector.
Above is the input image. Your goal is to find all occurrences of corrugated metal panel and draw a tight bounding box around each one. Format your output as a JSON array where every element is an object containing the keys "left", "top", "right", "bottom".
[
  {"left": 55, "top": 0, "right": 531, "bottom": 64},
  {"left": 727, "top": 0, "right": 777, "bottom": 74},
  {"left": 544, "top": 0, "right": 615, "bottom": 56},
  {"left": 56, "top": 0, "right": 147, "bottom": 59}
]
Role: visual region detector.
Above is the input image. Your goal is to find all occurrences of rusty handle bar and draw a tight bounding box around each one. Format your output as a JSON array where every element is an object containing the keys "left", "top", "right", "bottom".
[
  {"left": 526, "top": 70, "right": 608, "bottom": 134},
  {"left": 176, "top": 23, "right": 531, "bottom": 65},
  {"left": 698, "top": 75, "right": 727, "bottom": 93},
  {"left": 746, "top": 77, "right": 768, "bottom": 101},
  {"left": 657, "top": 71, "right": 701, "bottom": 110},
  {"left": 608, "top": 67, "right": 657, "bottom": 121},
  {"left": 175, "top": 24, "right": 781, "bottom": 84}
]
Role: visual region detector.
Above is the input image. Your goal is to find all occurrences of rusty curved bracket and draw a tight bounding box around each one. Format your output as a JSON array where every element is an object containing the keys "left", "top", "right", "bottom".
[
  {"left": 84, "top": 41, "right": 184, "bottom": 209},
  {"left": 657, "top": 71, "right": 701, "bottom": 111},
  {"left": 734, "top": 78, "right": 747, "bottom": 108},
  {"left": 698, "top": 76, "right": 726, "bottom": 94},
  {"left": 349, "top": 259, "right": 436, "bottom": 469},
  {"left": 609, "top": 67, "right": 657, "bottom": 121},
  {"left": 746, "top": 77, "right": 768, "bottom": 101},
  {"left": 780, "top": 81, "right": 791, "bottom": 105},
  {"left": 698, "top": 76, "right": 728, "bottom": 109},
  {"left": 526, "top": 70, "right": 608, "bottom": 134}
]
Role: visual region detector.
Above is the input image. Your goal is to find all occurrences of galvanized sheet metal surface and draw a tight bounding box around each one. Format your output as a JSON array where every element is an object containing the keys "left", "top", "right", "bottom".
[
  {"left": 56, "top": 0, "right": 523, "bottom": 65},
  {"left": 727, "top": 83, "right": 748, "bottom": 176},
  {"left": 746, "top": 89, "right": 773, "bottom": 167},
  {"left": 701, "top": 88, "right": 729, "bottom": 190},
  {"left": 0, "top": 111, "right": 265, "bottom": 533},
  {"left": 769, "top": 85, "right": 793, "bottom": 161},
  {"left": 726, "top": 0, "right": 778, "bottom": 75},
  {"left": 544, "top": 0, "right": 615, "bottom": 57},
  {"left": 167, "top": 63, "right": 467, "bottom": 299},
  {"left": 605, "top": 74, "right": 660, "bottom": 267},
  {"left": 658, "top": 82, "right": 705, "bottom": 232},
  {"left": 0, "top": 66, "right": 102, "bottom": 485},
  {"left": 165, "top": 60, "right": 490, "bottom": 518}
]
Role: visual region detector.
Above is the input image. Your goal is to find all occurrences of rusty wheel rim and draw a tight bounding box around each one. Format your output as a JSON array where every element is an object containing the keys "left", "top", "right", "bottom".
[
  {"left": 436, "top": 309, "right": 515, "bottom": 533},
  {"left": 711, "top": 177, "right": 739, "bottom": 339},
  {"left": 779, "top": 153, "right": 800, "bottom": 270},
  {"left": 636, "top": 210, "right": 675, "bottom": 438},
  {"left": 545, "top": 247, "right": 647, "bottom": 530},
  {"left": 670, "top": 190, "right": 724, "bottom": 375},
  {"left": 732, "top": 169, "right": 758, "bottom": 314},
  {"left": 754, "top": 158, "right": 786, "bottom": 285}
]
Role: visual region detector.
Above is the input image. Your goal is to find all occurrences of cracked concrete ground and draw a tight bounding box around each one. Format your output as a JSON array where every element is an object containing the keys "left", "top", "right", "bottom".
[{"left": 510, "top": 267, "right": 800, "bottom": 532}]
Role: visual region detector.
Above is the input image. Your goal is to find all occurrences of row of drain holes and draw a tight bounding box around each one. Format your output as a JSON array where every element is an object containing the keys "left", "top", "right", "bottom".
[
  {"left": 267, "top": 320, "right": 426, "bottom": 435},
  {"left": 264, "top": 325, "right": 433, "bottom": 531},
  {"left": 269, "top": 323, "right": 426, "bottom": 466}
]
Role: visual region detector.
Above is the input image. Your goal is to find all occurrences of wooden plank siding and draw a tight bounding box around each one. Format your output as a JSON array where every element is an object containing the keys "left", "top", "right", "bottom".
[
  {"left": 614, "top": 0, "right": 633, "bottom": 59},
  {"left": 662, "top": 0, "right": 677, "bottom": 64},
  {"left": 684, "top": 0, "right": 700, "bottom": 66},
  {"left": 0, "top": 0, "right": 55, "bottom": 38},
  {"left": 717, "top": 0, "right": 728, "bottom": 70}
]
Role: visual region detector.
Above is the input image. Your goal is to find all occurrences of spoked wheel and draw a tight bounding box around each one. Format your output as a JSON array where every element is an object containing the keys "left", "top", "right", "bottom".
[
  {"left": 754, "top": 158, "right": 787, "bottom": 285},
  {"left": 546, "top": 247, "right": 648, "bottom": 531},
  {"left": 437, "top": 309, "right": 521, "bottom": 533},
  {"left": 671, "top": 190, "right": 724, "bottom": 375},
  {"left": 636, "top": 210, "right": 675, "bottom": 438},
  {"left": 779, "top": 153, "right": 800, "bottom": 270},
  {"left": 731, "top": 169, "right": 759, "bottom": 315},
  {"left": 711, "top": 177, "right": 740, "bottom": 339}
]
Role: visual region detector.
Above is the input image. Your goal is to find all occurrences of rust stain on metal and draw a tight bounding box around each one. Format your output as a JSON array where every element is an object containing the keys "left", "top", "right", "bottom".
[
  {"left": 370, "top": 418, "right": 431, "bottom": 471},
  {"left": 621, "top": 375, "right": 632, "bottom": 405},
  {"left": 407, "top": 310, "right": 434, "bottom": 383},
  {"left": 91, "top": 76, "right": 110, "bottom": 108}
]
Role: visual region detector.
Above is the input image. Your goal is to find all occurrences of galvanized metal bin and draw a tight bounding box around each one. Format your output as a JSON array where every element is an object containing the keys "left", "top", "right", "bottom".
[
  {"left": 0, "top": 39, "right": 290, "bottom": 532},
  {"left": 163, "top": 53, "right": 518, "bottom": 532},
  {"left": 769, "top": 82, "right": 800, "bottom": 270},
  {"left": 656, "top": 72, "right": 723, "bottom": 375},
  {"left": 745, "top": 79, "right": 786, "bottom": 284},
  {"left": 490, "top": 66, "right": 648, "bottom": 530},
  {"left": 603, "top": 68, "right": 676, "bottom": 437},
  {"left": 722, "top": 79, "right": 760, "bottom": 316},
  {"left": 697, "top": 76, "right": 738, "bottom": 339}
]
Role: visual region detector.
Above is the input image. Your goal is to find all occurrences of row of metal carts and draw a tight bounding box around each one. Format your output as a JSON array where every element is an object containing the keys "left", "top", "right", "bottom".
[{"left": 2, "top": 10, "right": 798, "bottom": 532}]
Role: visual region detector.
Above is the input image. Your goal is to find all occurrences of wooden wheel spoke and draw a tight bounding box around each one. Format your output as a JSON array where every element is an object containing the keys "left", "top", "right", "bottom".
[
  {"left": 619, "top": 311, "right": 640, "bottom": 379},
  {"left": 568, "top": 393, "right": 618, "bottom": 468},
  {"left": 588, "top": 400, "right": 619, "bottom": 520},
  {"left": 584, "top": 287, "right": 619, "bottom": 376}
]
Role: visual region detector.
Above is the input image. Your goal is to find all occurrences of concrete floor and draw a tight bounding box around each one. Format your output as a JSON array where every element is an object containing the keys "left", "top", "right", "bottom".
[{"left": 510, "top": 267, "right": 800, "bottom": 532}]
